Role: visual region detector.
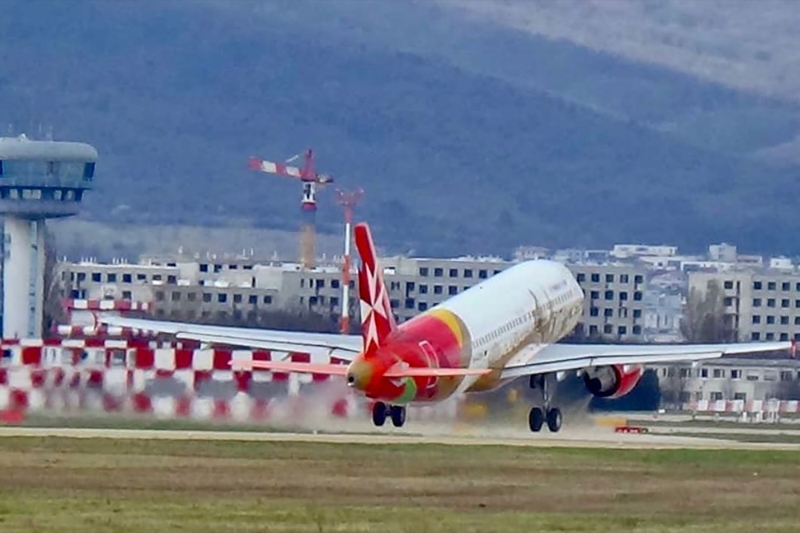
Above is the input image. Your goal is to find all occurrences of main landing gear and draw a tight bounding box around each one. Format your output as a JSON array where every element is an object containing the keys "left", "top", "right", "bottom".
[
  {"left": 528, "top": 374, "right": 562, "bottom": 433},
  {"left": 372, "top": 401, "right": 406, "bottom": 428}
]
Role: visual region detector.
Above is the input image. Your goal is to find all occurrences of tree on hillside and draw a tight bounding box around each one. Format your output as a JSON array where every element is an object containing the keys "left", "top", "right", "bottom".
[{"left": 680, "top": 280, "right": 735, "bottom": 343}]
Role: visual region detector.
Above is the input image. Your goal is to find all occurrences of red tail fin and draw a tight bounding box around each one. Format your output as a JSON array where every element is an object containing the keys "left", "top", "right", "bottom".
[{"left": 354, "top": 223, "right": 397, "bottom": 355}]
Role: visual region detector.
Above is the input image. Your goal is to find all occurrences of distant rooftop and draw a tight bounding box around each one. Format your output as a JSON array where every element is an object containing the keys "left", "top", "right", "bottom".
[{"left": 0, "top": 134, "right": 97, "bottom": 161}]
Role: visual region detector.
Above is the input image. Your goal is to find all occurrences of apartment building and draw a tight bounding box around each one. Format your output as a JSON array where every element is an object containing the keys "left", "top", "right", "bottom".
[
  {"left": 653, "top": 358, "right": 800, "bottom": 404},
  {"left": 58, "top": 255, "right": 649, "bottom": 340},
  {"left": 569, "top": 264, "right": 647, "bottom": 340},
  {"left": 60, "top": 259, "right": 281, "bottom": 323},
  {"left": 689, "top": 270, "right": 800, "bottom": 342}
]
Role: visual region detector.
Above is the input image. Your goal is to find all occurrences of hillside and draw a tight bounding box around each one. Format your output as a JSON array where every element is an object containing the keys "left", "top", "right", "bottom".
[
  {"left": 2, "top": 0, "right": 800, "bottom": 259},
  {"left": 444, "top": 0, "right": 800, "bottom": 103}
]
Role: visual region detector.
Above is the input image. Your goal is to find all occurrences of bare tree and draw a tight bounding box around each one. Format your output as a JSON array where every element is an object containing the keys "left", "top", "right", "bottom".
[
  {"left": 680, "top": 280, "right": 735, "bottom": 342},
  {"left": 242, "top": 306, "right": 339, "bottom": 333},
  {"left": 660, "top": 365, "right": 690, "bottom": 410},
  {"left": 777, "top": 379, "right": 800, "bottom": 401},
  {"left": 42, "top": 229, "right": 66, "bottom": 336}
]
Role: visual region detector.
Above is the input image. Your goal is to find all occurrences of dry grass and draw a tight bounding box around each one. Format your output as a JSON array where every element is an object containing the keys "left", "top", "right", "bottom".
[{"left": 0, "top": 437, "right": 798, "bottom": 532}]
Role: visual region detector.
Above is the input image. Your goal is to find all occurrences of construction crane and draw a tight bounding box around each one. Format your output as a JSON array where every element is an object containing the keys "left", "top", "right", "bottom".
[
  {"left": 248, "top": 149, "right": 333, "bottom": 270},
  {"left": 335, "top": 188, "right": 364, "bottom": 335}
]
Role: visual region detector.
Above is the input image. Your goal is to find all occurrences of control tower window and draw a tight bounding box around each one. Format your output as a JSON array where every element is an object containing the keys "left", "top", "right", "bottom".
[
  {"left": 21, "top": 189, "right": 42, "bottom": 200},
  {"left": 83, "top": 162, "right": 95, "bottom": 180}
]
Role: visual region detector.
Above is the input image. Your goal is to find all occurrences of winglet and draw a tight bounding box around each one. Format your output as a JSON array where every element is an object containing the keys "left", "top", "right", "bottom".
[{"left": 354, "top": 223, "right": 397, "bottom": 355}]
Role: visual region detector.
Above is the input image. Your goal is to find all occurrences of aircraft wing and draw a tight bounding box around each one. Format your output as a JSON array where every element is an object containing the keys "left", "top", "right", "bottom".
[
  {"left": 500, "top": 341, "right": 794, "bottom": 380},
  {"left": 99, "top": 316, "right": 363, "bottom": 361}
]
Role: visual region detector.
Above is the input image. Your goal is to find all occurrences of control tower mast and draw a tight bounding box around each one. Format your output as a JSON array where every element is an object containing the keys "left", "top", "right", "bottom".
[{"left": 0, "top": 134, "right": 98, "bottom": 338}]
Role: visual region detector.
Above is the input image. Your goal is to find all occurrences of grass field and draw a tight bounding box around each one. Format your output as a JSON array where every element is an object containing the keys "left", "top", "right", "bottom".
[
  {"left": 16, "top": 413, "right": 297, "bottom": 434},
  {"left": 0, "top": 437, "right": 798, "bottom": 532},
  {"left": 669, "top": 432, "right": 800, "bottom": 444}
]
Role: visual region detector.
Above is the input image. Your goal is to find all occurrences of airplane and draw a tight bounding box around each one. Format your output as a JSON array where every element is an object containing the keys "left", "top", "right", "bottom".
[{"left": 101, "top": 223, "right": 794, "bottom": 432}]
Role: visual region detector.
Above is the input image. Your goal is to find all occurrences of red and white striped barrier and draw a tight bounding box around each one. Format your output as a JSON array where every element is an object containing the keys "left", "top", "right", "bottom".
[
  {"left": 56, "top": 298, "right": 159, "bottom": 340},
  {"left": 55, "top": 325, "right": 158, "bottom": 338},
  {"left": 1, "top": 337, "right": 144, "bottom": 349},
  {"left": 0, "top": 367, "right": 458, "bottom": 424},
  {"left": 0, "top": 341, "right": 464, "bottom": 425},
  {"left": 689, "top": 399, "right": 800, "bottom": 414},
  {"left": 62, "top": 299, "right": 152, "bottom": 312},
  {"left": 0, "top": 364, "right": 359, "bottom": 422},
  {"left": 1, "top": 342, "right": 328, "bottom": 377}
]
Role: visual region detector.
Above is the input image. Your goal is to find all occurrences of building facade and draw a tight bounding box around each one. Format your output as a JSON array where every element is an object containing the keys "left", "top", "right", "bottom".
[
  {"left": 58, "top": 256, "right": 649, "bottom": 340},
  {"left": 653, "top": 358, "right": 800, "bottom": 405},
  {"left": 569, "top": 264, "right": 646, "bottom": 339},
  {"left": 689, "top": 270, "right": 800, "bottom": 342}
]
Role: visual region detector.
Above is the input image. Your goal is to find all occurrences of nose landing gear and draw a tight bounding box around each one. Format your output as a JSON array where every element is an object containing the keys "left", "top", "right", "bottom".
[{"left": 528, "top": 374, "right": 562, "bottom": 433}]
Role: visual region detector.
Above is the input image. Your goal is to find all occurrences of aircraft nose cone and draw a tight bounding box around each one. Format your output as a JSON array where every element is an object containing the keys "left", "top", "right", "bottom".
[{"left": 346, "top": 360, "right": 373, "bottom": 390}]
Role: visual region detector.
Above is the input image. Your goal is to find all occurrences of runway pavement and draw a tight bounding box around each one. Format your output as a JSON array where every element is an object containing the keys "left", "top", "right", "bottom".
[{"left": 1, "top": 425, "right": 798, "bottom": 450}]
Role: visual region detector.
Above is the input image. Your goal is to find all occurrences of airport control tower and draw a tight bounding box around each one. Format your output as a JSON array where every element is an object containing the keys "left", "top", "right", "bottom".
[{"left": 0, "top": 134, "right": 98, "bottom": 338}]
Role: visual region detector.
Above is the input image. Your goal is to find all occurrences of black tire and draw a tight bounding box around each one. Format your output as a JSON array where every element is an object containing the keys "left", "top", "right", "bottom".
[
  {"left": 390, "top": 405, "right": 406, "bottom": 428},
  {"left": 372, "top": 401, "right": 387, "bottom": 427},
  {"left": 546, "top": 407, "right": 562, "bottom": 433},
  {"left": 528, "top": 407, "right": 545, "bottom": 432}
]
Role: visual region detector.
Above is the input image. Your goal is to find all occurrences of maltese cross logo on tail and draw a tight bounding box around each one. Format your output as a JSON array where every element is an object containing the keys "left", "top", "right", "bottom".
[{"left": 354, "top": 223, "right": 397, "bottom": 356}]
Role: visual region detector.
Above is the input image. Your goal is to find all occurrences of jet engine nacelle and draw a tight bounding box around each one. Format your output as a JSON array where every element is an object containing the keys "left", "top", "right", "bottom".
[{"left": 582, "top": 364, "right": 643, "bottom": 399}]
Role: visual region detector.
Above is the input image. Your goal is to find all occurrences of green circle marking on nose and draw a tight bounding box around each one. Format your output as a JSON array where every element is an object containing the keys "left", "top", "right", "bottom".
[{"left": 394, "top": 377, "right": 418, "bottom": 404}]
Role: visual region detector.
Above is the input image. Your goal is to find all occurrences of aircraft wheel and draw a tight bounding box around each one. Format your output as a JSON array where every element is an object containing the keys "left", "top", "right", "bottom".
[
  {"left": 390, "top": 405, "right": 406, "bottom": 428},
  {"left": 372, "top": 401, "right": 388, "bottom": 427},
  {"left": 546, "top": 407, "right": 562, "bottom": 433},
  {"left": 528, "top": 407, "right": 544, "bottom": 432}
]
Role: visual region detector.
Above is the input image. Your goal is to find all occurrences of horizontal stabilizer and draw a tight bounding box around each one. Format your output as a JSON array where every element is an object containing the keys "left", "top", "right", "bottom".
[
  {"left": 384, "top": 367, "right": 492, "bottom": 377},
  {"left": 231, "top": 360, "right": 349, "bottom": 375}
]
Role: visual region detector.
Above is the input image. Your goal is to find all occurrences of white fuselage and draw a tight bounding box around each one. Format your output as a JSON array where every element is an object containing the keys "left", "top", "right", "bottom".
[{"left": 434, "top": 260, "right": 584, "bottom": 393}]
